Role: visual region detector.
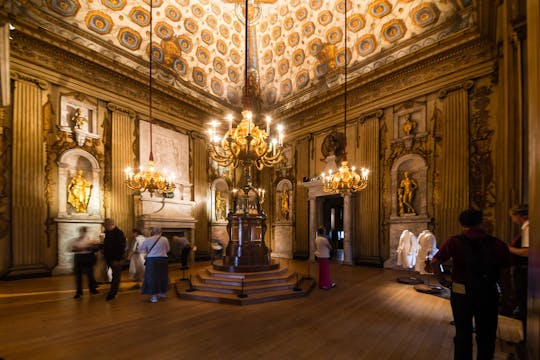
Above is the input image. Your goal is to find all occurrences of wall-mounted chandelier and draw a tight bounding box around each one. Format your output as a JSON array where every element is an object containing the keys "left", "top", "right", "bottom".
[
  {"left": 321, "top": 1, "right": 369, "bottom": 196},
  {"left": 124, "top": 0, "right": 175, "bottom": 197},
  {"left": 207, "top": 1, "right": 284, "bottom": 172}
]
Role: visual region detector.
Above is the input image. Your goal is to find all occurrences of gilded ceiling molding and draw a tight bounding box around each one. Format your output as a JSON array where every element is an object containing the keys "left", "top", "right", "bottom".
[
  {"left": 9, "top": 70, "right": 48, "bottom": 90},
  {"left": 9, "top": 31, "right": 219, "bottom": 129},
  {"left": 283, "top": 40, "right": 493, "bottom": 136},
  {"left": 437, "top": 80, "right": 474, "bottom": 99},
  {"left": 106, "top": 102, "right": 136, "bottom": 120}
]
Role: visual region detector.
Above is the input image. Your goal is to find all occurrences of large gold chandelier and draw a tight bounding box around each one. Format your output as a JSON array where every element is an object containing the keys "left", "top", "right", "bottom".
[
  {"left": 124, "top": 1, "right": 175, "bottom": 197},
  {"left": 207, "top": 0, "right": 284, "bottom": 171},
  {"left": 208, "top": 111, "right": 284, "bottom": 170},
  {"left": 321, "top": 1, "right": 369, "bottom": 196}
]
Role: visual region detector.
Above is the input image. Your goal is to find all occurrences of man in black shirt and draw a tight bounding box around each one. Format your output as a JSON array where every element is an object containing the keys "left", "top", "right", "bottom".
[{"left": 103, "top": 218, "right": 126, "bottom": 301}]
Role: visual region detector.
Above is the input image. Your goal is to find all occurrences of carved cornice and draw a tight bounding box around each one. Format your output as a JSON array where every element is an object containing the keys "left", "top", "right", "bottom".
[{"left": 10, "top": 70, "right": 48, "bottom": 89}]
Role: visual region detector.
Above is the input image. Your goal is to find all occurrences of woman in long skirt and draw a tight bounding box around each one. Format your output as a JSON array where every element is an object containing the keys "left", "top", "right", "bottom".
[{"left": 139, "top": 227, "right": 170, "bottom": 303}]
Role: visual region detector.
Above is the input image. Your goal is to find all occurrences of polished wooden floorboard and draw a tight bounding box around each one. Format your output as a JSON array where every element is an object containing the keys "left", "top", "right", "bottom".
[{"left": 0, "top": 260, "right": 511, "bottom": 360}]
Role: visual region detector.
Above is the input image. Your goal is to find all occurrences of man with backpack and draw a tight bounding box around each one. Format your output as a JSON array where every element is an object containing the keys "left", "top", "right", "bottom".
[{"left": 431, "top": 209, "right": 511, "bottom": 359}]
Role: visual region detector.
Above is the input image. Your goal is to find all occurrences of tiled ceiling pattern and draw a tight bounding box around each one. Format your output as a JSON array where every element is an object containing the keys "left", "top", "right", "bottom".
[{"left": 42, "top": 0, "right": 463, "bottom": 108}]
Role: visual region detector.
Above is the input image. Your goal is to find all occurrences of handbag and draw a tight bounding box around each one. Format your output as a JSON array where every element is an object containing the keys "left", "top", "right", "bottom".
[{"left": 144, "top": 236, "right": 161, "bottom": 266}]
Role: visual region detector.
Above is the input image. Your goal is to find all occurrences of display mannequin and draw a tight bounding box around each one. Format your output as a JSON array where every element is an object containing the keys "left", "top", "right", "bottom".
[
  {"left": 414, "top": 230, "right": 443, "bottom": 294},
  {"left": 396, "top": 230, "right": 423, "bottom": 284}
]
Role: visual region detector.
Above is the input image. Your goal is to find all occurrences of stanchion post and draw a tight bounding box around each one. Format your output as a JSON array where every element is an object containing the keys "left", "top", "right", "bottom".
[{"left": 237, "top": 278, "right": 248, "bottom": 298}]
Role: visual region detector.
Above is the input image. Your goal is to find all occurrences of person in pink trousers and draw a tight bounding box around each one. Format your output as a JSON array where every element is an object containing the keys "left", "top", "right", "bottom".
[{"left": 315, "top": 227, "right": 336, "bottom": 289}]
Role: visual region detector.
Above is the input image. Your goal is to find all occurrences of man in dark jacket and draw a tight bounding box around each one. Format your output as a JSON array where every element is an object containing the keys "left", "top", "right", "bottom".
[
  {"left": 431, "top": 209, "right": 511, "bottom": 360},
  {"left": 103, "top": 218, "right": 126, "bottom": 301}
]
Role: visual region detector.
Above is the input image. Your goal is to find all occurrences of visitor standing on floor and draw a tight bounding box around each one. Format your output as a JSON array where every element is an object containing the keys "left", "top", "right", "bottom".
[
  {"left": 431, "top": 209, "right": 511, "bottom": 360},
  {"left": 140, "top": 227, "right": 170, "bottom": 303},
  {"left": 173, "top": 235, "right": 192, "bottom": 270},
  {"left": 102, "top": 218, "right": 126, "bottom": 301},
  {"left": 314, "top": 226, "right": 336, "bottom": 290},
  {"left": 71, "top": 226, "right": 99, "bottom": 299},
  {"left": 508, "top": 204, "right": 529, "bottom": 335},
  {"left": 128, "top": 228, "right": 146, "bottom": 289}
]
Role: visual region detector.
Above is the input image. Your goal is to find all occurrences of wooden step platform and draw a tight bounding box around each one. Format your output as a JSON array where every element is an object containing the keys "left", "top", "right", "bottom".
[{"left": 175, "top": 264, "right": 315, "bottom": 305}]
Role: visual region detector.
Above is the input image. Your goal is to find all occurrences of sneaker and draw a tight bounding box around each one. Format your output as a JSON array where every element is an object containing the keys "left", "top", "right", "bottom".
[
  {"left": 73, "top": 293, "right": 82, "bottom": 299},
  {"left": 105, "top": 294, "right": 116, "bottom": 301},
  {"left": 150, "top": 295, "right": 158, "bottom": 303},
  {"left": 322, "top": 283, "right": 336, "bottom": 290},
  {"left": 158, "top": 293, "right": 168, "bottom": 299}
]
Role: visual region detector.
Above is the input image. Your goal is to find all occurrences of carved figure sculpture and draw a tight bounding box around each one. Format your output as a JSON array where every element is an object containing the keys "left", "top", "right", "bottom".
[
  {"left": 215, "top": 191, "right": 226, "bottom": 221},
  {"left": 281, "top": 189, "right": 289, "bottom": 221},
  {"left": 67, "top": 170, "right": 92, "bottom": 213},
  {"left": 71, "top": 108, "right": 87, "bottom": 130},
  {"left": 401, "top": 114, "right": 417, "bottom": 136},
  {"left": 398, "top": 171, "right": 418, "bottom": 216}
]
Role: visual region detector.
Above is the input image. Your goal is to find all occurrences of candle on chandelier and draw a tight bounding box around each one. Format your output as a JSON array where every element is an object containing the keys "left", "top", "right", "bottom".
[
  {"left": 247, "top": 111, "right": 252, "bottom": 134},
  {"left": 265, "top": 116, "right": 271, "bottom": 135},
  {"left": 227, "top": 114, "right": 233, "bottom": 131},
  {"left": 272, "top": 138, "right": 277, "bottom": 156}
]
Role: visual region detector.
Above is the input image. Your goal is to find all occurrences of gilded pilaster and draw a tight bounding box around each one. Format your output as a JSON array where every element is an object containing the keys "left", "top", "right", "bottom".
[
  {"left": 191, "top": 132, "right": 209, "bottom": 257},
  {"left": 9, "top": 72, "right": 49, "bottom": 276},
  {"left": 434, "top": 83, "right": 471, "bottom": 242},
  {"left": 0, "top": 106, "right": 11, "bottom": 276},
  {"left": 294, "top": 138, "right": 310, "bottom": 258},
  {"left": 0, "top": 22, "right": 9, "bottom": 106},
  {"left": 107, "top": 103, "right": 136, "bottom": 235},
  {"left": 354, "top": 112, "right": 382, "bottom": 265}
]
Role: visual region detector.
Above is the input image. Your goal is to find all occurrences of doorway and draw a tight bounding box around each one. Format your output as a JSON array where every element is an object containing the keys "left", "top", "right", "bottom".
[{"left": 321, "top": 195, "right": 344, "bottom": 261}]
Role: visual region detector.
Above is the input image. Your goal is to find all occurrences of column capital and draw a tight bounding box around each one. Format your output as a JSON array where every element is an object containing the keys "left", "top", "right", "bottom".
[
  {"left": 106, "top": 102, "right": 136, "bottom": 119},
  {"left": 10, "top": 70, "right": 48, "bottom": 90}
]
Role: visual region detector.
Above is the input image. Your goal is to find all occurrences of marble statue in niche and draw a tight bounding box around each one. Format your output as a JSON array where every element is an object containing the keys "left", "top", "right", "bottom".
[
  {"left": 398, "top": 171, "right": 418, "bottom": 216},
  {"left": 67, "top": 169, "right": 93, "bottom": 213}
]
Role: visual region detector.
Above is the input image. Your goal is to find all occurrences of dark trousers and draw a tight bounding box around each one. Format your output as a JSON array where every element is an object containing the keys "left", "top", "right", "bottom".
[
  {"left": 450, "top": 290, "right": 499, "bottom": 360},
  {"left": 74, "top": 253, "right": 97, "bottom": 294},
  {"left": 107, "top": 261, "right": 123, "bottom": 297},
  {"left": 180, "top": 247, "right": 191, "bottom": 269},
  {"left": 513, "top": 266, "right": 528, "bottom": 336}
]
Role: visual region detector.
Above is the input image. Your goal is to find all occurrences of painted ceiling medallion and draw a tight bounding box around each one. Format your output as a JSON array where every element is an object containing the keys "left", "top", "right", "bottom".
[
  {"left": 411, "top": 3, "right": 441, "bottom": 28},
  {"left": 165, "top": 6, "right": 182, "bottom": 22},
  {"left": 129, "top": 7, "right": 150, "bottom": 27},
  {"left": 102, "top": 0, "right": 127, "bottom": 11},
  {"left": 348, "top": 14, "right": 366, "bottom": 32},
  {"left": 382, "top": 19, "right": 407, "bottom": 43},
  {"left": 48, "top": 0, "right": 80, "bottom": 16},
  {"left": 85, "top": 11, "right": 113, "bottom": 35},
  {"left": 356, "top": 34, "right": 377, "bottom": 57},
  {"left": 117, "top": 27, "right": 142, "bottom": 50},
  {"left": 368, "top": 0, "right": 392, "bottom": 18}
]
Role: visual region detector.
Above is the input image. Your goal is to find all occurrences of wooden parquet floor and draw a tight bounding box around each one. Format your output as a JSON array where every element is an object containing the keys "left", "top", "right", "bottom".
[{"left": 0, "top": 260, "right": 515, "bottom": 360}]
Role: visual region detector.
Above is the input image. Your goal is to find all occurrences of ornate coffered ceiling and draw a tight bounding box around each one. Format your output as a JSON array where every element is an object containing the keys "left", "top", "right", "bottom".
[{"left": 12, "top": 0, "right": 472, "bottom": 111}]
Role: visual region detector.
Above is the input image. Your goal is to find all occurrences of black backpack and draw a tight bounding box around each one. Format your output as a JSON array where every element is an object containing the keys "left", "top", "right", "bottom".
[{"left": 459, "top": 235, "right": 500, "bottom": 297}]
